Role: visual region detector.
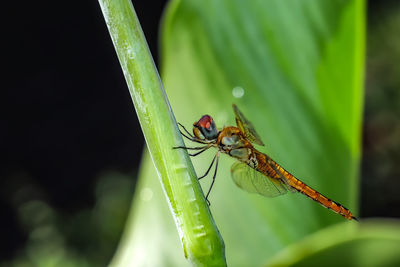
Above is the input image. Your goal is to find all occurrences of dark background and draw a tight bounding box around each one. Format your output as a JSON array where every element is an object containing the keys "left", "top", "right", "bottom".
[{"left": 1, "top": 0, "right": 399, "bottom": 265}]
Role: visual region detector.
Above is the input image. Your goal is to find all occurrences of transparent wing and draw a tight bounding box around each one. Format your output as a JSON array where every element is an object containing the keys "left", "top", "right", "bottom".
[
  {"left": 233, "top": 104, "right": 264, "bottom": 146},
  {"left": 231, "top": 162, "right": 287, "bottom": 197}
]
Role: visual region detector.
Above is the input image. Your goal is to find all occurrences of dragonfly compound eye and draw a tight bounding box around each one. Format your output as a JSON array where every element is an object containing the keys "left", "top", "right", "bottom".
[{"left": 193, "top": 115, "right": 218, "bottom": 140}]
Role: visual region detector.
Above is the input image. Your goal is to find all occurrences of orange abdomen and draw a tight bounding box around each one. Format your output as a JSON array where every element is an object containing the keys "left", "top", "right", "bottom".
[{"left": 255, "top": 151, "right": 357, "bottom": 221}]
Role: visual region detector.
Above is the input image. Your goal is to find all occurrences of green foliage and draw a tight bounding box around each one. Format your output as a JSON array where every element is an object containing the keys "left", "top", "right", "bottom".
[
  {"left": 106, "top": 0, "right": 400, "bottom": 266},
  {"left": 161, "top": 0, "right": 364, "bottom": 265},
  {"left": 267, "top": 220, "right": 400, "bottom": 267}
]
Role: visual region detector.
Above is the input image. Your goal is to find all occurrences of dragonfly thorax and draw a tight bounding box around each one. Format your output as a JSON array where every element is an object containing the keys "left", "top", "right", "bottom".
[
  {"left": 218, "top": 127, "right": 254, "bottom": 161},
  {"left": 218, "top": 127, "right": 245, "bottom": 147}
]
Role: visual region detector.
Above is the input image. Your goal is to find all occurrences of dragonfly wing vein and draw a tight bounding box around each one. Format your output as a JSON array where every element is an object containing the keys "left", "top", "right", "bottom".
[
  {"left": 231, "top": 162, "right": 287, "bottom": 197},
  {"left": 232, "top": 104, "right": 265, "bottom": 146}
]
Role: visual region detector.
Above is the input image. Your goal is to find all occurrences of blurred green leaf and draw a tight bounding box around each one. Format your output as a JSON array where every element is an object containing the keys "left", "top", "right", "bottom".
[
  {"left": 114, "top": 0, "right": 366, "bottom": 266},
  {"left": 267, "top": 219, "right": 400, "bottom": 267}
]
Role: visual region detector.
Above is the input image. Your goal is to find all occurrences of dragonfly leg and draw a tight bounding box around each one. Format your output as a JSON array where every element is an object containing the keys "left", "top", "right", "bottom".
[
  {"left": 178, "top": 122, "right": 195, "bottom": 138},
  {"left": 178, "top": 129, "right": 196, "bottom": 142},
  {"left": 177, "top": 128, "right": 208, "bottom": 144},
  {"left": 177, "top": 122, "right": 211, "bottom": 145},
  {"left": 198, "top": 153, "right": 217, "bottom": 180},
  {"left": 205, "top": 152, "right": 220, "bottom": 204},
  {"left": 173, "top": 145, "right": 208, "bottom": 150},
  {"left": 188, "top": 146, "right": 210, "bottom": 156},
  {"left": 173, "top": 143, "right": 211, "bottom": 156}
]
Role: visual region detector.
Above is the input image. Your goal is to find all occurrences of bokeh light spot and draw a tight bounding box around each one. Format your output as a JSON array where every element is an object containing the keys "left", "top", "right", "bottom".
[{"left": 232, "top": 86, "right": 245, "bottom": 98}]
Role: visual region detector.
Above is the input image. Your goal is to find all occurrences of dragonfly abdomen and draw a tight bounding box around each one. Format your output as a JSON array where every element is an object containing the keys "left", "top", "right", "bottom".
[
  {"left": 255, "top": 151, "right": 357, "bottom": 220},
  {"left": 253, "top": 152, "right": 283, "bottom": 179},
  {"left": 285, "top": 174, "right": 357, "bottom": 221}
]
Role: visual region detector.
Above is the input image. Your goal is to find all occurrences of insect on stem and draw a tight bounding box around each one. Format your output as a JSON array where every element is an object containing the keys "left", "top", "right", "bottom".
[{"left": 174, "top": 104, "right": 358, "bottom": 220}]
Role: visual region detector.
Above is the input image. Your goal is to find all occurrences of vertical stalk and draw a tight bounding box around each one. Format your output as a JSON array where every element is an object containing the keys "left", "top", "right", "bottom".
[{"left": 98, "top": 0, "right": 226, "bottom": 266}]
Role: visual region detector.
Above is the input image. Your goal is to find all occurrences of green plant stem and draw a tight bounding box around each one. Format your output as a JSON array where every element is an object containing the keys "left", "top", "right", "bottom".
[{"left": 98, "top": 0, "right": 226, "bottom": 266}]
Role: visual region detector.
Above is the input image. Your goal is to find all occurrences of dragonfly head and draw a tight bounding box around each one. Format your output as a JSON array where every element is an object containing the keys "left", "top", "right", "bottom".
[{"left": 193, "top": 115, "right": 218, "bottom": 141}]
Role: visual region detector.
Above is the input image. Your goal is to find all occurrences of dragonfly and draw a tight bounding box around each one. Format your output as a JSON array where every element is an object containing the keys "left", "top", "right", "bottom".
[{"left": 175, "top": 104, "right": 357, "bottom": 221}]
